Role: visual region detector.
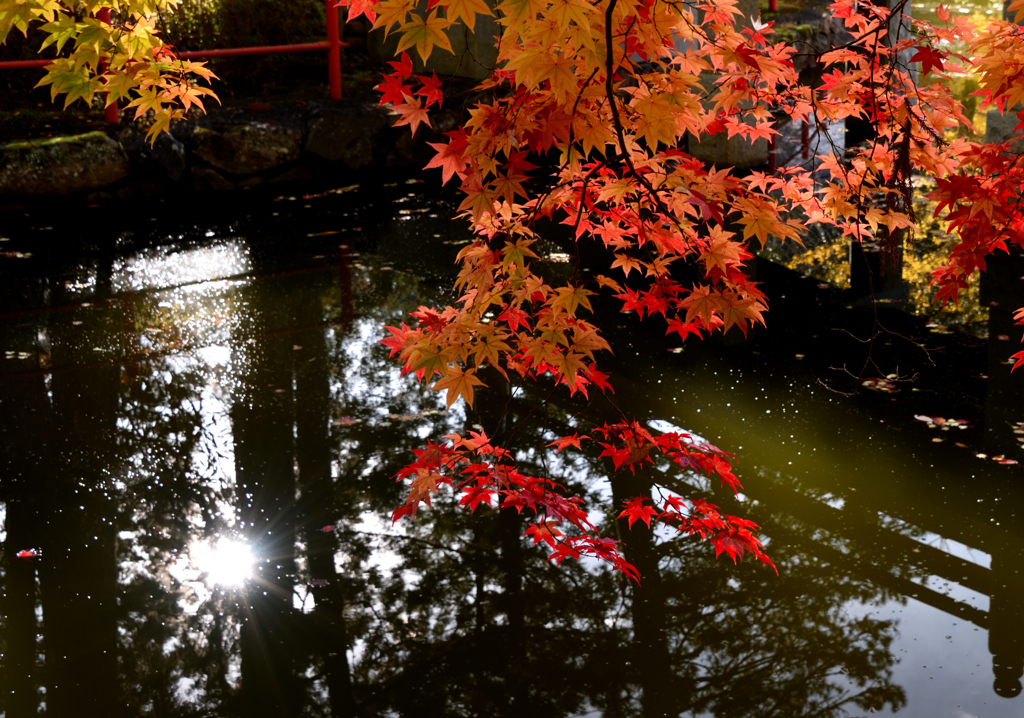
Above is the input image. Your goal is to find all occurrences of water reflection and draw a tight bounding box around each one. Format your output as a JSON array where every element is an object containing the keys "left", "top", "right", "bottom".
[{"left": 1, "top": 180, "right": 1022, "bottom": 717}]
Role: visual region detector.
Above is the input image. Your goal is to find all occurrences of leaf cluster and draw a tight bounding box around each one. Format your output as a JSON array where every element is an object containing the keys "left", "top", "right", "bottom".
[{"left": 1, "top": 0, "right": 219, "bottom": 141}]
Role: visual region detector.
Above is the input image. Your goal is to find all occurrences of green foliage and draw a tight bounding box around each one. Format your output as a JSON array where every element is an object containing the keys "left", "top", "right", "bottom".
[
  {"left": 154, "top": 0, "right": 218, "bottom": 50},
  {"left": 157, "top": 0, "right": 328, "bottom": 90}
]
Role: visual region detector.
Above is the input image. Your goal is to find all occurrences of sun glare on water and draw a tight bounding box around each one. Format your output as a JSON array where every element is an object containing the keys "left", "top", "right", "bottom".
[{"left": 190, "top": 539, "right": 253, "bottom": 587}]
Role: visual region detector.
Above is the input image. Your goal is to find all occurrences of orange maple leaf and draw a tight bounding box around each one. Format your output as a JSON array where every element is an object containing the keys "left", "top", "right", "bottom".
[
  {"left": 431, "top": 366, "right": 486, "bottom": 409},
  {"left": 391, "top": 97, "right": 432, "bottom": 136}
]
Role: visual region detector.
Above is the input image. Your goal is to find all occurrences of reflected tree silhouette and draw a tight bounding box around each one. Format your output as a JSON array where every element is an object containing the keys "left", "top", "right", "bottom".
[{"left": 3, "top": 184, "right": 1004, "bottom": 718}]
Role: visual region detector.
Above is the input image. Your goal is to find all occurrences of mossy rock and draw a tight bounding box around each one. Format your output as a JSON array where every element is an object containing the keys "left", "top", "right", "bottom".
[
  {"left": 0, "top": 131, "right": 131, "bottom": 197},
  {"left": 192, "top": 122, "right": 303, "bottom": 175}
]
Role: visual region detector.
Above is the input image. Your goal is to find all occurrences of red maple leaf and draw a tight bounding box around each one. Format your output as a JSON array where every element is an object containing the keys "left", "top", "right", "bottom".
[
  {"left": 424, "top": 130, "right": 469, "bottom": 184},
  {"left": 387, "top": 52, "right": 413, "bottom": 79},
  {"left": 708, "top": 455, "right": 743, "bottom": 493},
  {"left": 547, "top": 433, "right": 589, "bottom": 452},
  {"left": 458, "top": 485, "right": 495, "bottom": 512},
  {"left": 666, "top": 318, "right": 704, "bottom": 342},
  {"left": 910, "top": 45, "right": 946, "bottom": 75},
  {"left": 379, "top": 323, "right": 413, "bottom": 357},
  {"left": 416, "top": 71, "right": 444, "bottom": 108},
  {"left": 618, "top": 497, "right": 659, "bottom": 529},
  {"left": 581, "top": 363, "right": 613, "bottom": 393},
  {"left": 340, "top": 0, "right": 378, "bottom": 23},
  {"left": 376, "top": 73, "right": 413, "bottom": 106},
  {"left": 712, "top": 530, "right": 751, "bottom": 564},
  {"left": 523, "top": 520, "right": 563, "bottom": 547},
  {"left": 497, "top": 303, "right": 532, "bottom": 332}
]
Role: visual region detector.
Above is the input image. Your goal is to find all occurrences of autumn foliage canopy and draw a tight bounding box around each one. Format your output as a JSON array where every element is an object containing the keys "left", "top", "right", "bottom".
[{"left": 5, "top": 0, "right": 1024, "bottom": 580}]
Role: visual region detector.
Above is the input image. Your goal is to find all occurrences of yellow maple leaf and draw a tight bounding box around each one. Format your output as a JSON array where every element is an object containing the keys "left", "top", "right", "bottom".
[
  {"left": 550, "top": 350, "right": 587, "bottom": 390},
  {"left": 551, "top": 284, "right": 594, "bottom": 316},
  {"left": 373, "top": 0, "right": 416, "bottom": 35},
  {"left": 444, "top": 0, "right": 494, "bottom": 31},
  {"left": 395, "top": 10, "right": 454, "bottom": 63}
]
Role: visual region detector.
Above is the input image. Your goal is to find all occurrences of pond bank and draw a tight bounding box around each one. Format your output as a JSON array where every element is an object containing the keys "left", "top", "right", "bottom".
[
  {"left": 0, "top": 1, "right": 846, "bottom": 207},
  {"left": 0, "top": 97, "right": 464, "bottom": 206}
]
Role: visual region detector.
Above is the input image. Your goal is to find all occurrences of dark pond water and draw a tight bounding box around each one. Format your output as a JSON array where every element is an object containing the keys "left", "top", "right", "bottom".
[{"left": 1, "top": 176, "right": 1022, "bottom": 718}]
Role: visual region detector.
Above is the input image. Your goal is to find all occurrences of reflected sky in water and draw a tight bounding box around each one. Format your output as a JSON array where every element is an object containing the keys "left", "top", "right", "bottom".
[{"left": 0, "top": 176, "right": 1022, "bottom": 718}]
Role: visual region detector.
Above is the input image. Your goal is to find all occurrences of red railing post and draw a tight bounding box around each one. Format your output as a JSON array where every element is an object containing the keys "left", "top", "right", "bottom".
[
  {"left": 96, "top": 7, "right": 120, "bottom": 124},
  {"left": 326, "top": 0, "right": 342, "bottom": 100}
]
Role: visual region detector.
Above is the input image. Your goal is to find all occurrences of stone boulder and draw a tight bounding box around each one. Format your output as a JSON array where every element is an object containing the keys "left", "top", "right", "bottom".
[
  {"left": 0, "top": 131, "right": 131, "bottom": 196},
  {"left": 305, "top": 107, "right": 388, "bottom": 168},
  {"left": 192, "top": 122, "right": 302, "bottom": 175},
  {"left": 986, "top": 108, "right": 1024, "bottom": 152}
]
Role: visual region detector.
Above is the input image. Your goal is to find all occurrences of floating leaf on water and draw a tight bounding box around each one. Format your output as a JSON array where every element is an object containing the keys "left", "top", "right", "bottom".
[{"left": 862, "top": 378, "right": 898, "bottom": 393}]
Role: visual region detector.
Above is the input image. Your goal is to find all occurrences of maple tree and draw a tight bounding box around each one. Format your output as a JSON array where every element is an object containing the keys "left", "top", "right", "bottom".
[
  {"left": 7, "top": 0, "right": 1024, "bottom": 581},
  {"left": 0, "top": 0, "right": 218, "bottom": 141},
  {"left": 363, "top": 0, "right": 1024, "bottom": 581}
]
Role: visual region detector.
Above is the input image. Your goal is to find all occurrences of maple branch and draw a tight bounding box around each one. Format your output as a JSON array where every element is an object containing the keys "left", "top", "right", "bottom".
[
  {"left": 333, "top": 529, "right": 474, "bottom": 557},
  {"left": 603, "top": 0, "right": 670, "bottom": 218}
]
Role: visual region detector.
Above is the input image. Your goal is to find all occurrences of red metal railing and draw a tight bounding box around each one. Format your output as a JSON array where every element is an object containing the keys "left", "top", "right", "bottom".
[{"left": 0, "top": 0, "right": 346, "bottom": 122}]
